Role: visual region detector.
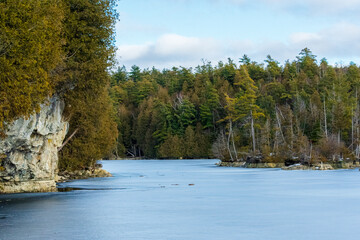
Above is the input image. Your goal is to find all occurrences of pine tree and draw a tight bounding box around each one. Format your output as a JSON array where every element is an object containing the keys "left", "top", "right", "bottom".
[{"left": 233, "top": 65, "right": 265, "bottom": 153}]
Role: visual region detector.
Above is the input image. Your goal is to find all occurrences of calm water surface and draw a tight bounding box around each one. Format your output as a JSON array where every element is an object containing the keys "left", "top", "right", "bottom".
[{"left": 1, "top": 160, "right": 360, "bottom": 240}]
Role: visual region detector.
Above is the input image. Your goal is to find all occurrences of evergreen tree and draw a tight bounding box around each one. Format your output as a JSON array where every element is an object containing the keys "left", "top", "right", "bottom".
[
  {"left": 59, "top": 0, "right": 118, "bottom": 170},
  {"left": 0, "top": 0, "right": 64, "bottom": 132},
  {"left": 108, "top": 49, "right": 360, "bottom": 164}
]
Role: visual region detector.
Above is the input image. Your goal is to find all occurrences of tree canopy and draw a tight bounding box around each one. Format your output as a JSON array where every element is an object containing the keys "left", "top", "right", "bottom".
[
  {"left": 110, "top": 50, "right": 360, "bottom": 165},
  {"left": 0, "top": 0, "right": 118, "bottom": 170}
]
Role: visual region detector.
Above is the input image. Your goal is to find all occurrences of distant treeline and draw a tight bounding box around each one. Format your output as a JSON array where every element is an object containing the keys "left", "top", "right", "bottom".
[
  {"left": 0, "top": 0, "right": 118, "bottom": 170},
  {"left": 110, "top": 49, "right": 360, "bottom": 164}
]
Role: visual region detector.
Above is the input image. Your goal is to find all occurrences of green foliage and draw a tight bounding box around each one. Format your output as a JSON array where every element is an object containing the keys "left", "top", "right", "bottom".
[
  {"left": 5, "top": 0, "right": 358, "bottom": 167},
  {"left": 265, "top": 55, "right": 281, "bottom": 81},
  {"left": 0, "top": 0, "right": 118, "bottom": 169},
  {"left": 200, "top": 104, "right": 213, "bottom": 129},
  {"left": 157, "top": 125, "right": 210, "bottom": 159},
  {"left": 158, "top": 134, "right": 184, "bottom": 159},
  {"left": 58, "top": 0, "right": 118, "bottom": 170},
  {"left": 59, "top": 89, "right": 117, "bottom": 170},
  {"left": 111, "top": 66, "right": 127, "bottom": 86},
  {"left": 110, "top": 49, "right": 360, "bottom": 163},
  {"left": 0, "top": 0, "right": 64, "bottom": 131}
]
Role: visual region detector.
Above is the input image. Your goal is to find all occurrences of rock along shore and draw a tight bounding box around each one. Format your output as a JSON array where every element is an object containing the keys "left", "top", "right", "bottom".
[
  {"left": 0, "top": 97, "right": 68, "bottom": 194},
  {"left": 57, "top": 165, "right": 112, "bottom": 182},
  {"left": 218, "top": 160, "right": 360, "bottom": 170}
]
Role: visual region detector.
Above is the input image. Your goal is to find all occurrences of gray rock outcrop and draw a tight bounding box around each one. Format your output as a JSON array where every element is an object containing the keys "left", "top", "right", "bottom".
[{"left": 0, "top": 97, "right": 68, "bottom": 193}]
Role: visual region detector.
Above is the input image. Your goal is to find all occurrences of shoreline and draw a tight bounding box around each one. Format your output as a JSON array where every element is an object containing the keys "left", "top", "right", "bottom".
[
  {"left": 110, "top": 158, "right": 360, "bottom": 170},
  {"left": 57, "top": 165, "right": 112, "bottom": 182},
  {"left": 0, "top": 166, "right": 112, "bottom": 194},
  {"left": 218, "top": 160, "right": 360, "bottom": 170}
]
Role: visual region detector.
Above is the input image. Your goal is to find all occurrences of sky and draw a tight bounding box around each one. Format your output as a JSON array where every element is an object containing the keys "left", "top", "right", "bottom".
[{"left": 115, "top": 0, "right": 360, "bottom": 69}]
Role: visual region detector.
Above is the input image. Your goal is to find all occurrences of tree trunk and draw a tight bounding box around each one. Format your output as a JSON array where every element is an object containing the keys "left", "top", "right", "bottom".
[
  {"left": 324, "top": 100, "right": 328, "bottom": 139},
  {"left": 275, "top": 106, "right": 286, "bottom": 143},
  {"left": 355, "top": 88, "right": 359, "bottom": 157},
  {"left": 290, "top": 111, "right": 294, "bottom": 150},
  {"left": 228, "top": 120, "right": 238, "bottom": 161},
  {"left": 127, "top": 150, "right": 135, "bottom": 158},
  {"left": 58, "top": 128, "right": 79, "bottom": 152},
  {"left": 227, "top": 120, "right": 234, "bottom": 161},
  {"left": 250, "top": 110, "right": 256, "bottom": 153},
  {"left": 352, "top": 107, "right": 354, "bottom": 151},
  {"left": 231, "top": 129, "right": 238, "bottom": 160}
]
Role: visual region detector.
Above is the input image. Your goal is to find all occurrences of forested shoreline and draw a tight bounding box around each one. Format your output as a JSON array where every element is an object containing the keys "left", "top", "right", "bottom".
[
  {"left": 1, "top": 0, "right": 118, "bottom": 171},
  {"left": 110, "top": 49, "right": 360, "bottom": 166},
  {"left": 2, "top": 1, "right": 360, "bottom": 170}
]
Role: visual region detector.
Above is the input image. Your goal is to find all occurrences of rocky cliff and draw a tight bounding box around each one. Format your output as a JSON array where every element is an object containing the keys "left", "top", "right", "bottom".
[{"left": 0, "top": 97, "right": 68, "bottom": 193}]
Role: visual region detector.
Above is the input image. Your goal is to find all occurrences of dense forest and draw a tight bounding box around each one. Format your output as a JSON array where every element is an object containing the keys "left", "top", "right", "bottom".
[
  {"left": 2, "top": 1, "right": 360, "bottom": 169},
  {"left": 110, "top": 49, "right": 360, "bottom": 165},
  {"left": 0, "top": 0, "right": 118, "bottom": 170}
]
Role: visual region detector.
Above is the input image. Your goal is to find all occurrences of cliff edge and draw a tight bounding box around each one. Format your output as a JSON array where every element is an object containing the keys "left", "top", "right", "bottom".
[{"left": 0, "top": 97, "right": 68, "bottom": 193}]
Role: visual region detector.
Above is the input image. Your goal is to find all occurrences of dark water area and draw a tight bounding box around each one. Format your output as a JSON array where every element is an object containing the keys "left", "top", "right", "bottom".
[{"left": 1, "top": 160, "right": 360, "bottom": 240}]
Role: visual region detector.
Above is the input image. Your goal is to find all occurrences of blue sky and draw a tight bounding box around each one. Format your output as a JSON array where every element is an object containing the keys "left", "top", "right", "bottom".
[{"left": 115, "top": 0, "right": 360, "bottom": 69}]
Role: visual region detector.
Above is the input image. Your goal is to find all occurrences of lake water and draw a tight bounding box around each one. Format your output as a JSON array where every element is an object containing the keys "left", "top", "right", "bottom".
[{"left": 1, "top": 159, "right": 360, "bottom": 240}]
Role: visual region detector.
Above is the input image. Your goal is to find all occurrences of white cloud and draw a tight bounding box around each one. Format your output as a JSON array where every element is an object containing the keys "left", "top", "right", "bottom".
[
  {"left": 117, "top": 22, "right": 360, "bottom": 69},
  {"left": 154, "top": 34, "right": 218, "bottom": 57},
  {"left": 117, "top": 34, "right": 221, "bottom": 69},
  {"left": 116, "top": 34, "right": 293, "bottom": 69},
  {"left": 118, "top": 43, "right": 155, "bottom": 61},
  {"left": 289, "top": 22, "right": 360, "bottom": 59},
  {"left": 290, "top": 33, "right": 321, "bottom": 45}
]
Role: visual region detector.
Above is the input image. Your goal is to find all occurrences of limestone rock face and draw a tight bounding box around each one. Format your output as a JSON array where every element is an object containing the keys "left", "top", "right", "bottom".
[{"left": 0, "top": 97, "right": 68, "bottom": 193}]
